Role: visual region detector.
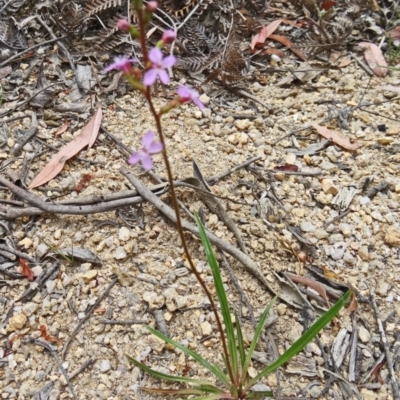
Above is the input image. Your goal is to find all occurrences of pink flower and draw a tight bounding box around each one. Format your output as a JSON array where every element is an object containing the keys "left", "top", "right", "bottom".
[
  {"left": 147, "top": 1, "right": 158, "bottom": 11},
  {"left": 177, "top": 85, "right": 205, "bottom": 110},
  {"left": 117, "top": 19, "right": 130, "bottom": 32},
  {"left": 143, "top": 48, "right": 176, "bottom": 86},
  {"left": 105, "top": 56, "right": 137, "bottom": 73},
  {"left": 161, "top": 30, "right": 176, "bottom": 44},
  {"left": 128, "top": 131, "right": 163, "bottom": 170}
]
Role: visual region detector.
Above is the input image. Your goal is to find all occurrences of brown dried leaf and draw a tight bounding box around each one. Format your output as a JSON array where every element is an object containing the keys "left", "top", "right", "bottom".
[
  {"left": 20, "top": 258, "right": 34, "bottom": 281},
  {"left": 29, "top": 107, "right": 102, "bottom": 189},
  {"left": 388, "top": 26, "right": 400, "bottom": 40},
  {"left": 269, "top": 34, "right": 307, "bottom": 60},
  {"left": 54, "top": 119, "right": 69, "bottom": 136},
  {"left": 310, "top": 122, "right": 360, "bottom": 151},
  {"left": 287, "top": 273, "right": 330, "bottom": 307},
  {"left": 347, "top": 292, "right": 358, "bottom": 312},
  {"left": 358, "top": 42, "right": 388, "bottom": 77},
  {"left": 250, "top": 19, "right": 282, "bottom": 50},
  {"left": 274, "top": 164, "right": 298, "bottom": 172}
]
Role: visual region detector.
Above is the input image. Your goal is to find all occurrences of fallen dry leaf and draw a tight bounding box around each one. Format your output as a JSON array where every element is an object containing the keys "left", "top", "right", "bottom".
[
  {"left": 55, "top": 119, "right": 69, "bottom": 136},
  {"left": 250, "top": 19, "right": 282, "bottom": 50},
  {"left": 338, "top": 57, "right": 352, "bottom": 68},
  {"left": 310, "top": 122, "right": 360, "bottom": 151},
  {"left": 388, "top": 26, "right": 400, "bottom": 40},
  {"left": 274, "top": 164, "right": 298, "bottom": 172},
  {"left": 358, "top": 42, "right": 388, "bottom": 77},
  {"left": 287, "top": 273, "right": 330, "bottom": 308},
  {"left": 347, "top": 292, "right": 358, "bottom": 312},
  {"left": 269, "top": 34, "right": 307, "bottom": 60},
  {"left": 20, "top": 258, "right": 34, "bottom": 281},
  {"left": 29, "top": 106, "right": 102, "bottom": 189}
]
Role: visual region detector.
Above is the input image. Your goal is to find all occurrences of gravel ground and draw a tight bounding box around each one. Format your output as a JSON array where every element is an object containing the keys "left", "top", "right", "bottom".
[{"left": 1, "top": 60, "right": 400, "bottom": 400}]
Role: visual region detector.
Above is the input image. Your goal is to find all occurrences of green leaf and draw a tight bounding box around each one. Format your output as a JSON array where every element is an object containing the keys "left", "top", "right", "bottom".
[
  {"left": 247, "top": 390, "right": 273, "bottom": 398},
  {"left": 240, "top": 297, "right": 276, "bottom": 385},
  {"left": 147, "top": 326, "right": 230, "bottom": 387},
  {"left": 141, "top": 386, "right": 225, "bottom": 396},
  {"left": 245, "top": 290, "right": 352, "bottom": 390},
  {"left": 195, "top": 213, "right": 238, "bottom": 378},
  {"left": 235, "top": 316, "right": 245, "bottom": 368},
  {"left": 184, "top": 395, "right": 230, "bottom": 400},
  {"left": 126, "top": 354, "right": 213, "bottom": 386}
]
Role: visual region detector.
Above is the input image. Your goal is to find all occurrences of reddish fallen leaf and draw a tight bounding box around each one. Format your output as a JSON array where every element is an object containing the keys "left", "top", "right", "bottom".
[
  {"left": 40, "top": 325, "right": 63, "bottom": 345},
  {"left": 371, "top": 361, "right": 385, "bottom": 384},
  {"left": 260, "top": 48, "right": 285, "bottom": 58},
  {"left": 388, "top": 26, "right": 400, "bottom": 40},
  {"left": 29, "top": 106, "right": 102, "bottom": 189},
  {"left": 250, "top": 19, "right": 282, "bottom": 50},
  {"left": 269, "top": 34, "right": 307, "bottom": 60},
  {"left": 358, "top": 42, "right": 388, "bottom": 77},
  {"left": 93, "top": 307, "right": 106, "bottom": 314},
  {"left": 54, "top": 119, "right": 69, "bottom": 136},
  {"left": 310, "top": 122, "right": 360, "bottom": 151},
  {"left": 338, "top": 57, "right": 352, "bottom": 68},
  {"left": 76, "top": 174, "right": 92, "bottom": 193},
  {"left": 274, "top": 164, "right": 298, "bottom": 172},
  {"left": 20, "top": 258, "right": 34, "bottom": 281},
  {"left": 377, "top": 85, "right": 400, "bottom": 94},
  {"left": 347, "top": 292, "right": 358, "bottom": 312},
  {"left": 321, "top": 0, "right": 336, "bottom": 10}
]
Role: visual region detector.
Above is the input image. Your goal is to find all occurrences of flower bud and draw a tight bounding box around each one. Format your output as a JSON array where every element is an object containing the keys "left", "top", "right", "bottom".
[
  {"left": 117, "top": 19, "right": 130, "bottom": 32},
  {"left": 161, "top": 30, "right": 176, "bottom": 44},
  {"left": 147, "top": 1, "right": 158, "bottom": 11}
]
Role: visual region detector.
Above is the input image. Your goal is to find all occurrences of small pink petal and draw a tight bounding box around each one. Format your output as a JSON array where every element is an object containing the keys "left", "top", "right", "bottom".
[
  {"left": 142, "top": 131, "right": 156, "bottom": 147},
  {"left": 128, "top": 152, "right": 142, "bottom": 165},
  {"left": 143, "top": 69, "right": 157, "bottom": 86},
  {"left": 147, "top": 142, "right": 163, "bottom": 154},
  {"left": 162, "top": 55, "right": 176, "bottom": 68},
  {"left": 149, "top": 47, "right": 163, "bottom": 64},
  {"left": 141, "top": 154, "right": 153, "bottom": 170},
  {"left": 158, "top": 69, "right": 170, "bottom": 84}
]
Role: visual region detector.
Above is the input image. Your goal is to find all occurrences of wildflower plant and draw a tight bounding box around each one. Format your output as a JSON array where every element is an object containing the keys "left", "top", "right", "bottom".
[{"left": 105, "top": 1, "right": 352, "bottom": 398}]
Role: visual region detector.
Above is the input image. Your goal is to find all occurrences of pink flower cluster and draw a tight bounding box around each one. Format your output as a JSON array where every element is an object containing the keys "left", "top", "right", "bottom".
[{"left": 105, "top": 24, "right": 205, "bottom": 170}]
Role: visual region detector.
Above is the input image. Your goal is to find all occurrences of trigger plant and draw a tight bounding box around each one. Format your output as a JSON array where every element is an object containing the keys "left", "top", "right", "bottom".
[{"left": 105, "top": 1, "right": 352, "bottom": 398}]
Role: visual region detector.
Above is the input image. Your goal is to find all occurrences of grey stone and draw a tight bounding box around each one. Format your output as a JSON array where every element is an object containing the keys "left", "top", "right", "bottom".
[
  {"left": 114, "top": 246, "right": 126, "bottom": 260},
  {"left": 100, "top": 359, "right": 111, "bottom": 373},
  {"left": 300, "top": 221, "right": 315, "bottom": 232}
]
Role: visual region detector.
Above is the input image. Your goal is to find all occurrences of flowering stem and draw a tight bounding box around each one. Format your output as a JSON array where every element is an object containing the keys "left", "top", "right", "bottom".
[
  {"left": 143, "top": 90, "right": 234, "bottom": 385},
  {"left": 136, "top": 8, "right": 149, "bottom": 63}
]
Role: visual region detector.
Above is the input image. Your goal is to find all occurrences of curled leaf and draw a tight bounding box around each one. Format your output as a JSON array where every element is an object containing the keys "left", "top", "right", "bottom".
[
  {"left": 358, "top": 42, "right": 388, "bottom": 77},
  {"left": 310, "top": 122, "right": 360, "bottom": 151},
  {"left": 250, "top": 19, "right": 282, "bottom": 50},
  {"left": 20, "top": 258, "right": 34, "bottom": 281},
  {"left": 29, "top": 106, "right": 102, "bottom": 189}
]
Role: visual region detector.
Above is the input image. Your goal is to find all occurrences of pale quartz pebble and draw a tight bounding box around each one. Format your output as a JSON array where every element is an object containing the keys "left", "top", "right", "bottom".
[
  {"left": 200, "top": 321, "right": 212, "bottom": 336},
  {"left": 321, "top": 179, "right": 338, "bottom": 195},
  {"left": 199, "top": 93, "right": 210, "bottom": 105},
  {"left": 31, "top": 266, "right": 43, "bottom": 276},
  {"left": 314, "top": 228, "right": 328, "bottom": 240},
  {"left": 360, "top": 388, "right": 377, "bottom": 400},
  {"left": 358, "top": 326, "right": 371, "bottom": 343},
  {"left": 19, "top": 237, "right": 33, "bottom": 248},
  {"left": 118, "top": 227, "right": 130, "bottom": 241},
  {"left": 7, "top": 313, "right": 27, "bottom": 332},
  {"left": 100, "top": 360, "right": 111, "bottom": 373},
  {"left": 358, "top": 246, "right": 369, "bottom": 261},
  {"left": 376, "top": 279, "right": 390, "bottom": 296},
  {"left": 235, "top": 119, "right": 251, "bottom": 130},
  {"left": 36, "top": 243, "right": 49, "bottom": 258},
  {"left": 143, "top": 292, "right": 165, "bottom": 310},
  {"left": 114, "top": 246, "right": 126, "bottom": 260},
  {"left": 300, "top": 221, "right": 315, "bottom": 232},
  {"left": 22, "top": 303, "right": 38, "bottom": 316},
  {"left": 359, "top": 196, "right": 370, "bottom": 205},
  {"left": 82, "top": 270, "right": 98, "bottom": 283},
  {"left": 54, "top": 229, "right": 62, "bottom": 240}
]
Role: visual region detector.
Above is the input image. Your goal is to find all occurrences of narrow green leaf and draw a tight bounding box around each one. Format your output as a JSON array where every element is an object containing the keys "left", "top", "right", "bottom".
[
  {"left": 247, "top": 390, "right": 273, "bottom": 398},
  {"left": 126, "top": 354, "right": 212, "bottom": 386},
  {"left": 147, "top": 326, "right": 230, "bottom": 387},
  {"left": 184, "top": 395, "right": 230, "bottom": 400},
  {"left": 245, "top": 290, "right": 351, "bottom": 390},
  {"left": 141, "top": 386, "right": 225, "bottom": 395},
  {"left": 195, "top": 213, "right": 238, "bottom": 378},
  {"left": 240, "top": 297, "right": 276, "bottom": 385},
  {"left": 235, "top": 316, "right": 246, "bottom": 368}
]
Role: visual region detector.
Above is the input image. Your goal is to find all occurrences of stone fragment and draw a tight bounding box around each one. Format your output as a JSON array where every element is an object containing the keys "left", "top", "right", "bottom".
[
  {"left": 7, "top": 313, "right": 27, "bottom": 332},
  {"left": 162, "top": 288, "right": 178, "bottom": 312},
  {"left": 200, "top": 321, "right": 212, "bottom": 336},
  {"left": 319, "top": 161, "right": 336, "bottom": 171},
  {"left": 114, "top": 246, "right": 127, "bottom": 260},
  {"left": 235, "top": 119, "right": 251, "bottom": 130},
  {"left": 358, "top": 246, "right": 369, "bottom": 261},
  {"left": 199, "top": 93, "right": 210, "bottom": 105},
  {"left": 285, "top": 153, "right": 296, "bottom": 165},
  {"left": 100, "top": 360, "right": 111, "bottom": 373},
  {"left": 358, "top": 326, "right": 371, "bottom": 343},
  {"left": 22, "top": 302, "right": 38, "bottom": 316},
  {"left": 19, "top": 237, "right": 33, "bottom": 248},
  {"left": 321, "top": 179, "right": 338, "bottom": 195},
  {"left": 143, "top": 292, "right": 165, "bottom": 310},
  {"left": 119, "top": 227, "right": 130, "bottom": 242},
  {"left": 115, "top": 269, "right": 133, "bottom": 287},
  {"left": 82, "top": 270, "right": 98, "bottom": 283},
  {"left": 376, "top": 279, "right": 390, "bottom": 296},
  {"left": 383, "top": 226, "right": 400, "bottom": 246},
  {"left": 314, "top": 229, "right": 328, "bottom": 240},
  {"left": 276, "top": 303, "right": 287, "bottom": 316},
  {"left": 300, "top": 221, "right": 315, "bottom": 232},
  {"left": 360, "top": 388, "right": 377, "bottom": 400},
  {"left": 36, "top": 243, "right": 49, "bottom": 258}
]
